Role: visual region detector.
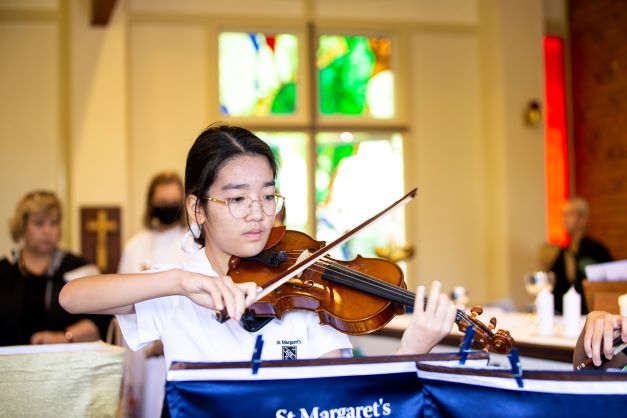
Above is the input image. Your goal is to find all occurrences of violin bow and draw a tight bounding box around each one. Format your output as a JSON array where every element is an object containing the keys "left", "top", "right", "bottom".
[{"left": 253, "top": 188, "right": 418, "bottom": 301}]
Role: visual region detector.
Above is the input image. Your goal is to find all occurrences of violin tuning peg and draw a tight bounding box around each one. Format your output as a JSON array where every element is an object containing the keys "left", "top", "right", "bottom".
[
  {"left": 489, "top": 317, "right": 497, "bottom": 330},
  {"left": 470, "top": 306, "right": 483, "bottom": 317}
]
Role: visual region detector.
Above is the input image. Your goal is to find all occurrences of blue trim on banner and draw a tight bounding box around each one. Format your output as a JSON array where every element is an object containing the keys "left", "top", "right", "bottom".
[
  {"left": 251, "top": 334, "right": 264, "bottom": 375},
  {"left": 458, "top": 326, "right": 475, "bottom": 365},
  {"left": 508, "top": 347, "right": 524, "bottom": 388}
]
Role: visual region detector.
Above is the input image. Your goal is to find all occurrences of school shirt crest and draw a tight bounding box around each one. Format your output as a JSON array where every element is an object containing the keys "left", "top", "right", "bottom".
[{"left": 276, "top": 338, "right": 302, "bottom": 360}]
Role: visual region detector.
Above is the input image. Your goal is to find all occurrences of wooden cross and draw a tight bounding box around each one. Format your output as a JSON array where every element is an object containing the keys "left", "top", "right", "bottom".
[{"left": 85, "top": 209, "right": 118, "bottom": 272}]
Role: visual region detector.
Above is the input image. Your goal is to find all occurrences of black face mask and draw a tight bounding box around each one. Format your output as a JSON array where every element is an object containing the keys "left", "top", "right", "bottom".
[{"left": 151, "top": 205, "right": 180, "bottom": 226}]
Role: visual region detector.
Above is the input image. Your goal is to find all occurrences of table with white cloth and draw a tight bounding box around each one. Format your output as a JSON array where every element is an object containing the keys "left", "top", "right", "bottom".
[{"left": 0, "top": 341, "right": 124, "bottom": 418}]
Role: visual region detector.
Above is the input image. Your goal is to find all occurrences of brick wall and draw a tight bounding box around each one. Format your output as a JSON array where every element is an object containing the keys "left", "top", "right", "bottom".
[{"left": 569, "top": 0, "right": 627, "bottom": 260}]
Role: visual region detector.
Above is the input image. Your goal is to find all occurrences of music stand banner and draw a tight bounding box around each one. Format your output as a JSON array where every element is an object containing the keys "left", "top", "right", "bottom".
[
  {"left": 165, "top": 355, "right": 476, "bottom": 418},
  {"left": 417, "top": 363, "right": 627, "bottom": 418}
]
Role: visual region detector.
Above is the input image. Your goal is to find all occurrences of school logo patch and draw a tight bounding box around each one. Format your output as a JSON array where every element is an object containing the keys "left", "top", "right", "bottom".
[{"left": 282, "top": 345, "right": 297, "bottom": 360}]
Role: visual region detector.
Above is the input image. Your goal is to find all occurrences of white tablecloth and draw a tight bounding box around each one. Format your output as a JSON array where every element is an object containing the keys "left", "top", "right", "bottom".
[{"left": 0, "top": 341, "right": 124, "bottom": 418}]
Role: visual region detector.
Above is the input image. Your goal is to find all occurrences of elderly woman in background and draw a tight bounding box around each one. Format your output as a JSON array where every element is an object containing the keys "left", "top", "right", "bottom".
[
  {"left": 0, "top": 190, "right": 109, "bottom": 346},
  {"left": 550, "top": 197, "right": 612, "bottom": 314}
]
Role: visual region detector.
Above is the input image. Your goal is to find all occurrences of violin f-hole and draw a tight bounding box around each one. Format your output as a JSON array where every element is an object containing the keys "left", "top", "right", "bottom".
[{"left": 287, "top": 278, "right": 315, "bottom": 288}]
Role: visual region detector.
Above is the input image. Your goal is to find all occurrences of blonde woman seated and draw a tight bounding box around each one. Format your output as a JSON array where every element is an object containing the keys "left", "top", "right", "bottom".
[{"left": 0, "top": 191, "right": 109, "bottom": 346}]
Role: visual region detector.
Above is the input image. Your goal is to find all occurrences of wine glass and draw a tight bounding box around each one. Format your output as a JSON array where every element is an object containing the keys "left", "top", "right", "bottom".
[
  {"left": 450, "top": 286, "right": 469, "bottom": 306},
  {"left": 523, "top": 271, "right": 556, "bottom": 327},
  {"left": 523, "top": 271, "right": 555, "bottom": 297}
]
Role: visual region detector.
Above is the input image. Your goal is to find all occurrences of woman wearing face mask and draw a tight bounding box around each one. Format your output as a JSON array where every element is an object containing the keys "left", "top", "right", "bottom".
[
  {"left": 117, "top": 171, "right": 189, "bottom": 418},
  {"left": 118, "top": 171, "right": 189, "bottom": 275}
]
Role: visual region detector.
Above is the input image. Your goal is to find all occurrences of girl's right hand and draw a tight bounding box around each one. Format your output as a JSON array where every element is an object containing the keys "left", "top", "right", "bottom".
[{"left": 178, "top": 271, "right": 258, "bottom": 321}]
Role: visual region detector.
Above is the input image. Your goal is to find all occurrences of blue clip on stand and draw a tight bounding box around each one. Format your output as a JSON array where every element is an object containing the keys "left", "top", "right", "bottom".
[
  {"left": 251, "top": 335, "right": 264, "bottom": 375},
  {"left": 458, "top": 326, "right": 475, "bottom": 365},
  {"left": 508, "top": 347, "right": 524, "bottom": 388}
]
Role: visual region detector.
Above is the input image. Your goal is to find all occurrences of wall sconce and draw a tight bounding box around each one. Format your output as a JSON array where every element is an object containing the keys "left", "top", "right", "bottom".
[{"left": 525, "top": 100, "right": 542, "bottom": 126}]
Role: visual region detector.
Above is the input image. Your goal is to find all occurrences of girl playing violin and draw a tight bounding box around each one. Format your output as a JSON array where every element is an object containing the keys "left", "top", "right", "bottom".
[{"left": 60, "top": 124, "right": 456, "bottom": 366}]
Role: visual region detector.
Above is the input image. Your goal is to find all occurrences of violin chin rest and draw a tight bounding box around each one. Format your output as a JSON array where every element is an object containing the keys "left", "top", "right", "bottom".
[{"left": 240, "top": 311, "right": 274, "bottom": 332}]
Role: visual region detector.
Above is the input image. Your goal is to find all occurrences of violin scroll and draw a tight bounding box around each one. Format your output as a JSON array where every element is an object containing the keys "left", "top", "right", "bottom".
[
  {"left": 491, "top": 329, "right": 515, "bottom": 354},
  {"left": 456, "top": 305, "right": 515, "bottom": 354}
]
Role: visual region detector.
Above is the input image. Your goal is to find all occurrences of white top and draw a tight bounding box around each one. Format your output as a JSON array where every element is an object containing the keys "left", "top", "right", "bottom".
[
  {"left": 117, "top": 225, "right": 189, "bottom": 273},
  {"left": 117, "top": 249, "right": 353, "bottom": 368}
]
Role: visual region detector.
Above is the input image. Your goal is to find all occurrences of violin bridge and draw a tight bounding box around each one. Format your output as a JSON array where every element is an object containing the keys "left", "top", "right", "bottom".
[
  {"left": 293, "top": 249, "right": 311, "bottom": 279},
  {"left": 282, "top": 250, "right": 314, "bottom": 288}
]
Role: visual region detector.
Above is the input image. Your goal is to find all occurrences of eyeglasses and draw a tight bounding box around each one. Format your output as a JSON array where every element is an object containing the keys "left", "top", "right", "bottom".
[{"left": 201, "top": 193, "right": 285, "bottom": 219}]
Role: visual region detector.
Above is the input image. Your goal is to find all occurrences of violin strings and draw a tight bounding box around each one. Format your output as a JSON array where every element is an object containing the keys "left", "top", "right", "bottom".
[
  {"left": 317, "top": 259, "right": 480, "bottom": 327},
  {"left": 280, "top": 251, "right": 427, "bottom": 305},
  {"left": 321, "top": 256, "right": 487, "bottom": 331},
  {"left": 277, "top": 251, "right": 484, "bottom": 329},
  {"left": 278, "top": 251, "right": 421, "bottom": 306},
  {"left": 321, "top": 259, "right": 415, "bottom": 303},
  {"left": 280, "top": 252, "right": 428, "bottom": 306}
]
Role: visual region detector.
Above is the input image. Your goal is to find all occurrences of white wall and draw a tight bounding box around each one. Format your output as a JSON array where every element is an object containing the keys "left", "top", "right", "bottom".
[
  {"left": 0, "top": 11, "right": 62, "bottom": 254},
  {"left": 68, "top": 0, "right": 129, "bottom": 250},
  {"left": 409, "top": 30, "right": 487, "bottom": 302},
  {"left": 128, "top": 23, "right": 207, "bottom": 236},
  {"left": 479, "top": 0, "right": 546, "bottom": 308}
]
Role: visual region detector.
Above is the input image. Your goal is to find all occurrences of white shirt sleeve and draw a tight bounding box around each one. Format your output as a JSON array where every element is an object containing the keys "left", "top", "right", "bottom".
[
  {"left": 115, "top": 264, "right": 180, "bottom": 351},
  {"left": 117, "top": 297, "right": 177, "bottom": 351}
]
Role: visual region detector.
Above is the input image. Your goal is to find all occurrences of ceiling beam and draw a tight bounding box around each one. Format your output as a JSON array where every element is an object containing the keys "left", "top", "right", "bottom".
[{"left": 91, "top": 0, "right": 117, "bottom": 26}]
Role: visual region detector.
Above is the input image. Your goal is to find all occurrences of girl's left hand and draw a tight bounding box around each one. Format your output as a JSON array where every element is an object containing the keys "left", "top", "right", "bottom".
[
  {"left": 583, "top": 311, "right": 627, "bottom": 367},
  {"left": 397, "top": 281, "right": 457, "bottom": 355}
]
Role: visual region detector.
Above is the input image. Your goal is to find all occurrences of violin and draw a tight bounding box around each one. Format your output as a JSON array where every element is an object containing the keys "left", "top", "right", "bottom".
[{"left": 224, "top": 225, "right": 515, "bottom": 355}]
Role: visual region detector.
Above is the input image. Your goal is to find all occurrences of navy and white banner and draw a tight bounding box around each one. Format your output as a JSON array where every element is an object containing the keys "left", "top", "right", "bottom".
[
  {"left": 417, "top": 363, "right": 627, "bottom": 418},
  {"left": 166, "top": 354, "right": 478, "bottom": 418},
  {"left": 167, "top": 373, "right": 421, "bottom": 418},
  {"left": 165, "top": 354, "right": 627, "bottom": 418}
]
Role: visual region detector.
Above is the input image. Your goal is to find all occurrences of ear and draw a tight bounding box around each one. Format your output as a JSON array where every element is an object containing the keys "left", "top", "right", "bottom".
[{"left": 185, "top": 194, "right": 206, "bottom": 226}]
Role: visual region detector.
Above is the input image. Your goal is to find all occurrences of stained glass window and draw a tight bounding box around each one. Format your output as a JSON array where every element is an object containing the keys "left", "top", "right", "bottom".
[
  {"left": 220, "top": 32, "right": 298, "bottom": 117},
  {"left": 317, "top": 35, "right": 394, "bottom": 119},
  {"left": 315, "top": 132, "right": 404, "bottom": 260},
  {"left": 219, "top": 29, "right": 405, "bottom": 261},
  {"left": 256, "top": 132, "right": 309, "bottom": 232}
]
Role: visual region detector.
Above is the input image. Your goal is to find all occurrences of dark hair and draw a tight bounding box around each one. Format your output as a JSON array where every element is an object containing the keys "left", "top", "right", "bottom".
[
  {"left": 185, "top": 124, "right": 278, "bottom": 245},
  {"left": 143, "top": 171, "right": 185, "bottom": 229}
]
